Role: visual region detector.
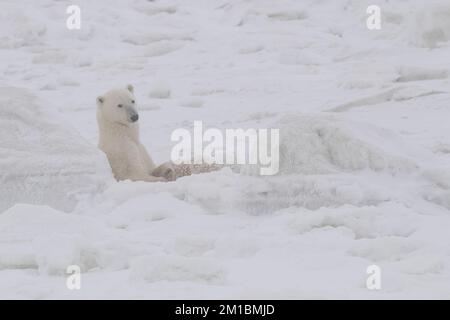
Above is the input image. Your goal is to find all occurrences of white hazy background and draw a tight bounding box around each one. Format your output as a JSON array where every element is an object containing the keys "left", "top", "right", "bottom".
[{"left": 1, "top": 0, "right": 450, "bottom": 299}]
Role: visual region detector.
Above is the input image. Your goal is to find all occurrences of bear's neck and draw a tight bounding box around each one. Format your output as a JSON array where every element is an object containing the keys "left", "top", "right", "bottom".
[{"left": 98, "top": 115, "right": 140, "bottom": 145}]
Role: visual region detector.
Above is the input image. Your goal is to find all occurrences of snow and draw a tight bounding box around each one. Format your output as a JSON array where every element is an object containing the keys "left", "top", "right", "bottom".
[
  {"left": 1, "top": 0, "right": 450, "bottom": 299},
  {"left": 0, "top": 87, "right": 112, "bottom": 213}
]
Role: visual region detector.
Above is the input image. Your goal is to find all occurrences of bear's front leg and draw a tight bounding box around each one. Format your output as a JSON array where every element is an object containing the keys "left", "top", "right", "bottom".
[{"left": 152, "top": 162, "right": 176, "bottom": 181}]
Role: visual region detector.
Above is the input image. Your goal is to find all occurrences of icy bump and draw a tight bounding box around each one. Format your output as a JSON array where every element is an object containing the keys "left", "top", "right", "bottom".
[
  {"left": 135, "top": 4, "right": 177, "bottom": 16},
  {"left": 236, "top": 175, "right": 392, "bottom": 214},
  {"left": 149, "top": 81, "right": 171, "bottom": 99},
  {"left": 395, "top": 66, "right": 448, "bottom": 83},
  {"left": 33, "top": 233, "right": 97, "bottom": 275},
  {"left": 106, "top": 193, "right": 194, "bottom": 229},
  {"left": 349, "top": 237, "right": 420, "bottom": 262},
  {"left": 122, "top": 32, "right": 193, "bottom": 46},
  {"left": 0, "top": 204, "right": 109, "bottom": 274},
  {"left": 129, "top": 254, "right": 225, "bottom": 284},
  {"left": 0, "top": 87, "right": 113, "bottom": 213},
  {"left": 181, "top": 98, "right": 204, "bottom": 108},
  {"left": 99, "top": 169, "right": 391, "bottom": 216},
  {"left": 144, "top": 41, "right": 185, "bottom": 57},
  {"left": 0, "top": 3, "right": 46, "bottom": 49},
  {"left": 248, "top": 7, "right": 308, "bottom": 22},
  {"left": 410, "top": 4, "right": 450, "bottom": 48},
  {"left": 32, "top": 51, "right": 67, "bottom": 64},
  {"left": 287, "top": 203, "right": 418, "bottom": 240},
  {"left": 173, "top": 236, "right": 216, "bottom": 257},
  {"left": 266, "top": 10, "right": 308, "bottom": 21},
  {"left": 237, "top": 43, "right": 264, "bottom": 55}
]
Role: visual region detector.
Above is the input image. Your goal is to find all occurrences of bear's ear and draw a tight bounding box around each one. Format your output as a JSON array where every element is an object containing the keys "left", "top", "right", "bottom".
[
  {"left": 126, "top": 84, "right": 134, "bottom": 93},
  {"left": 97, "top": 96, "right": 104, "bottom": 106}
]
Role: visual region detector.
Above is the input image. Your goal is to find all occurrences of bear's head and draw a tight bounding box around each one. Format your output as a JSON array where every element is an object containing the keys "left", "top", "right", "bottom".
[{"left": 97, "top": 85, "right": 139, "bottom": 125}]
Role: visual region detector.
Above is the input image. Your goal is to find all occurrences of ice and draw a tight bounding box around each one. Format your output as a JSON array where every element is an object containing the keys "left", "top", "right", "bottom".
[
  {"left": 0, "top": 204, "right": 106, "bottom": 273},
  {"left": 130, "top": 254, "right": 225, "bottom": 284},
  {"left": 409, "top": 3, "right": 450, "bottom": 48},
  {"left": 0, "top": 87, "right": 112, "bottom": 212},
  {"left": 395, "top": 66, "right": 448, "bottom": 83},
  {"left": 0, "top": 2, "right": 47, "bottom": 49},
  {"left": 276, "top": 114, "right": 417, "bottom": 175},
  {"left": 1, "top": 0, "right": 450, "bottom": 299},
  {"left": 148, "top": 80, "right": 172, "bottom": 99}
]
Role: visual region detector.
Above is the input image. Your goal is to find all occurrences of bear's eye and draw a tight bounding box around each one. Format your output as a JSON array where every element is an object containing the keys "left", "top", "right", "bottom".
[
  {"left": 117, "top": 104, "right": 123, "bottom": 108},
  {"left": 131, "top": 100, "right": 135, "bottom": 104}
]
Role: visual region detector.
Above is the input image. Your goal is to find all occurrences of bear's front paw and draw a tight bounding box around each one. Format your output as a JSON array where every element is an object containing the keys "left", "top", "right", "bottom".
[
  {"left": 162, "top": 167, "right": 176, "bottom": 181},
  {"left": 152, "top": 163, "right": 176, "bottom": 181}
]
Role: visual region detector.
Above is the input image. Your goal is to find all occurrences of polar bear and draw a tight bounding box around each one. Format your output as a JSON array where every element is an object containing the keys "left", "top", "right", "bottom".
[{"left": 96, "top": 85, "right": 175, "bottom": 182}]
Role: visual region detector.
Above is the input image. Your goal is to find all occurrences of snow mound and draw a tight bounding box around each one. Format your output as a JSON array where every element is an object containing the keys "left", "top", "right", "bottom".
[
  {"left": 149, "top": 80, "right": 171, "bottom": 99},
  {"left": 409, "top": 3, "right": 450, "bottom": 48},
  {"left": 130, "top": 255, "right": 225, "bottom": 284},
  {"left": 0, "top": 87, "right": 113, "bottom": 213},
  {"left": 0, "top": 2, "right": 46, "bottom": 49},
  {"left": 287, "top": 202, "right": 418, "bottom": 240},
  {"left": 98, "top": 168, "right": 391, "bottom": 216},
  {"left": 0, "top": 204, "right": 108, "bottom": 274},
  {"left": 275, "top": 114, "right": 417, "bottom": 175},
  {"left": 396, "top": 66, "right": 448, "bottom": 83}
]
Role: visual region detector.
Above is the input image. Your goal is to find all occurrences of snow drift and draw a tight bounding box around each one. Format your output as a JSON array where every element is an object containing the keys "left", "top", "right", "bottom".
[{"left": 0, "top": 87, "right": 112, "bottom": 212}]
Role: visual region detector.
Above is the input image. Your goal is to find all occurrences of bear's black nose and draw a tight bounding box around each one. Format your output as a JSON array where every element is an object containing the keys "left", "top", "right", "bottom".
[{"left": 130, "top": 114, "right": 139, "bottom": 122}]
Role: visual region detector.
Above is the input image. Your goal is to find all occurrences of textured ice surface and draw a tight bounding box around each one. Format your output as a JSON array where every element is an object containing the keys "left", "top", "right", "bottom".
[
  {"left": 1, "top": 0, "right": 450, "bottom": 299},
  {"left": 0, "top": 87, "right": 112, "bottom": 212}
]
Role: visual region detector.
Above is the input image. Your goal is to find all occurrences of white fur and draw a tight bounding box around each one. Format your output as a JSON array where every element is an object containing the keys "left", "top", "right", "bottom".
[{"left": 97, "top": 85, "right": 174, "bottom": 182}]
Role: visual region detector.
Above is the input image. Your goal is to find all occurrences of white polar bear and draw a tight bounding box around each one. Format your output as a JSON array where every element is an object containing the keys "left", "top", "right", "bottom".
[{"left": 96, "top": 85, "right": 175, "bottom": 182}]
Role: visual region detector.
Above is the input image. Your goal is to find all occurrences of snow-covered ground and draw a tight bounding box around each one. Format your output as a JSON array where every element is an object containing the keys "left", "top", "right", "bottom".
[{"left": 1, "top": 0, "right": 450, "bottom": 299}]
